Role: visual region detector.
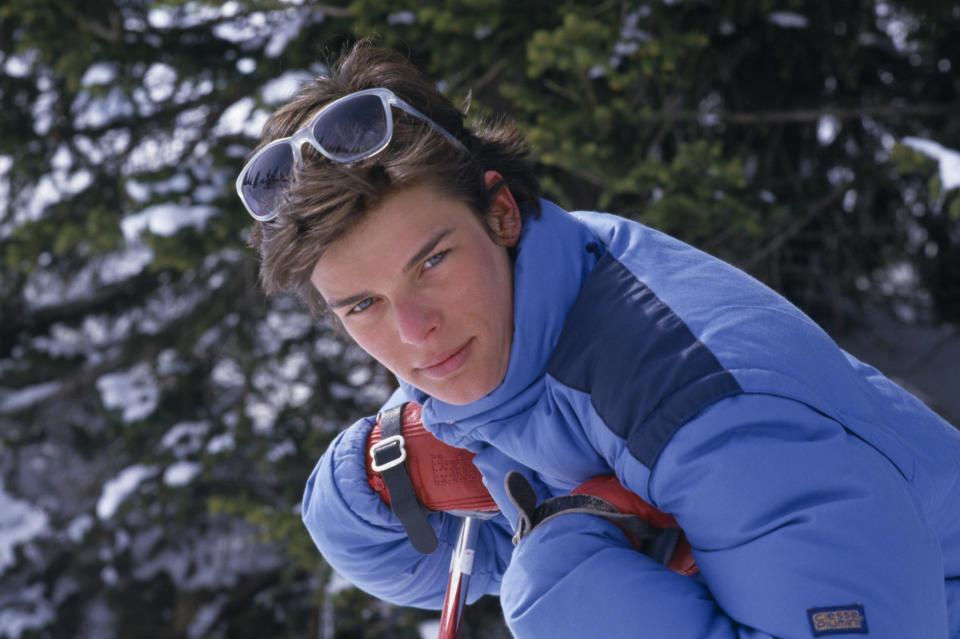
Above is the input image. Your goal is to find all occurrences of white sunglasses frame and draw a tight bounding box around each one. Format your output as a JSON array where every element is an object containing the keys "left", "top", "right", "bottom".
[{"left": 236, "top": 87, "right": 469, "bottom": 222}]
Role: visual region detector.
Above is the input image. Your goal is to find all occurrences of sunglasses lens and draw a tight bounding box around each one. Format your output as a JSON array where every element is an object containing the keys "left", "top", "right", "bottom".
[
  {"left": 241, "top": 143, "right": 295, "bottom": 219},
  {"left": 312, "top": 93, "right": 389, "bottom": 160}
]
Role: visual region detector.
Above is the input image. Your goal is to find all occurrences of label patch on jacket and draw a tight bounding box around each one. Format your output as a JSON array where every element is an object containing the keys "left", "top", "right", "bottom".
[{"left": 807, "top": 604, "right": 868, "bottom": 635}]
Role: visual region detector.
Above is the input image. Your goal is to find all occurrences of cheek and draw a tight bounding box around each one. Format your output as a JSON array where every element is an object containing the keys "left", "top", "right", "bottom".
[{"left": 487, "top": 256, "right": 514, "bottom": 322}]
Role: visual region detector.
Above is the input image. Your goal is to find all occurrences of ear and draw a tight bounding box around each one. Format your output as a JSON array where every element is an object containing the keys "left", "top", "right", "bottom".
[{"left": 483, "top": 170, "right": 523, "bottom": 248}]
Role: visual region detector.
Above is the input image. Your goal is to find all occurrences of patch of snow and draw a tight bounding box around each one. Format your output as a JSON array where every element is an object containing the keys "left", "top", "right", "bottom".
[
  {"left": 880, "top": 261, "right": 919, "bottom": 291},
  {"left": 266, "top": 439, "right": 296, "bottom": 462},
  {"left": 14, "top": 163, "right": 94, "bottom": 224},
  {"left": 876, "top": 9, "right": 915, "bottom": 53},
  {"left": 212, "top": 358, "right": 245, "bottom": 388},
  {"left": 81, "top": 63, "right": 119, "bottom": 87},
  {"left": 474, "top": 25, "right": 493, "bottom": 40},
  {"left": 174, "top": 77, "right": 215, "bottom": 104},
  {"left": 236, "top": 57, "right": 256, "bottom": 74},
  {"left": 418, "top": 619, "right": 441, "bottom": 639},
  {"left": 162, "top": 421, "right": 210, "bottom": 457},
  {"left": 220, "top": 1, "right": 240, "bottom": 17},
  {"left": 67, "top": 514, "right": 94, "bottom": 543},
  {"left": 214, "top": 97, "right": 254, "bottom": 137},
  {"left": 188, "top": 596, "right": 227, "bottom": 638},
  {"left": 0, "top": 381, "right": 62, "bottom": 414},
  {"left": 23, "top": 245, "right": 152, "bottom": 311},
  {"left": 265, "top": 12, "right": 306, "bottom": 57},
  {"left": 3, "top": 51, "right": 36, "bottom": 78},
  {"left": 124, "top": 15, "right": 146, "bottom": 31},
  {"left": 96, "top": 362, "right": 159, "bottom": 423},
  {"left": 73, "top": 128, "right": 131, "bottom": 165},
  {"left": 72, "top": 86, "right": 135, "bottom": 130},
  {"left": 100, "top": 565, "right": 119, "bottom": 585},
  {"left": 206, "top": 433, "right": 235, "bottom": 455},
  {"left": 31, "top": 313, "right": 135, "bottom": 360},
  {"left": 131, "top": 523, "right": 284, "bottom": 590},
  {"left": 157, "top": 348, "right": 190, "bottom": 376},
  {"left": 121, "top": 203, "right": 218, "bottom": 241},
  {"left": 902, "top": 137, "right": 960, "bottom": 191},
  {"left": 0, "top": 584, "right": 54, "bottom": 638},
  {"left": 347, "top": 367, "right": 372, "bottom": 387},
  {"left": 147, "top": 7, "right": 174, "bottom": 29},
  {"left": 245, "top": 400, "right": 278, "bottom": 433},
  {"left": 250, "top": 351, "right": 316, "bottom": 414},
  {"left": 326, "top": 570, "right": 352, "bottom": 594},
  {"left": 843, "top": 189, "right": 858, "bottom": 212},
  {"left": 213, "top": 20, "right": 260, "bottom": 43},
  {"left": 817, "top": 115, "right": 840, "bottom": 146},
  {"left": 265, "top": 309, "right": 315, "bottom": 342},
  {"left": 387, "top": 11, "right": 415, "bottom": 24},
  {"left": 289, "top": 383, "right": 312, "bottom": 407},
  {"left": 122, "top": 126, "right": 202, "bottom": 172},
  {"left": 144, "top": 63, "right": 178, "bottom": 103},
  {"left": 50, "top": 144, "right": 72, "bottom": 170},
  {"left": 96, "top": 464, "right": 157, "bottom": 520},
  {"left": 827, "top": 166, "right": 855, "bottom": 185},
  {"left": 156, "top": 173, "right": 192, "bottom": 194},
  {"left": 102, "top": 245, "right": 154, "bottom": 281},
  {"left": 262, "top": 71, "right": 314, "bottom": 105},
  {"left": 588, "top": 65, "right": 606, "bottom": 79},
  {"left": 279, "top": 351, "right": 309, "bottom": 380},
  {"left": 0, "top": 483, "right": 50, "bottom": 575},
  {"left": 164, "top": 461, "right": 203, "bottom": 487},
  {"left": 80, "top": 598, "right": 114, "bottom": 638},
  {"left": 768, "top": 11, "right": 809, "bottom": 28}
]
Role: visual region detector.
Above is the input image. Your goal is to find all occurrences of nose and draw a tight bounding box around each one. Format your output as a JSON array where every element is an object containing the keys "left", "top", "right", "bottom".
[{"left": 393, "top": 296, "right": 440, "bottom": 345}]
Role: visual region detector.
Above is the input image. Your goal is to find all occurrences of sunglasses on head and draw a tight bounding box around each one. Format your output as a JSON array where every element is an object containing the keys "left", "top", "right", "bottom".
[{"left": 236, "top": 87, "right": 469, "bottom": 222}]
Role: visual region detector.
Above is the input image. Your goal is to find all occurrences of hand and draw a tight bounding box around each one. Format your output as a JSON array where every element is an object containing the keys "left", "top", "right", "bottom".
[{"left": 505, "top": 471, "right": 697, "bottom": 575}]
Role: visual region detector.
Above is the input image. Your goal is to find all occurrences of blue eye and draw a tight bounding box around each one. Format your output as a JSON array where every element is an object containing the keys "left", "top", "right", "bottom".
[
  {"left": 424, "top": 250, "right": 448, "bottom": 270},
  {"left": 348, "top": 298, "right": 375, "bottom": 315}
]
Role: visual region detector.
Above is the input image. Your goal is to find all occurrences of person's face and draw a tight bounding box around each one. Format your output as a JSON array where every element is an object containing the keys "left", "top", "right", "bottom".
[{"left": 310, "top": 173, "right": 522, "bottom": 405}]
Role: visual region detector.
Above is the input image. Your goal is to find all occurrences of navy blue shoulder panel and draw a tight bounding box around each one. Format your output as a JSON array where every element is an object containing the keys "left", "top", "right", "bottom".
[{"left": 547, "top": 252, "right": 742, "bottom": 469}]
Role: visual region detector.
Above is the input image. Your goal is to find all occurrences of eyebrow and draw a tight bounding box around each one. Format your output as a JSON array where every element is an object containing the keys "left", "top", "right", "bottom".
[
  {"left": 402, "top": 227, "right": 454, "bottom": 274},
  {"left": 327, "top": 227, "right": 455, "bottom": 311}
]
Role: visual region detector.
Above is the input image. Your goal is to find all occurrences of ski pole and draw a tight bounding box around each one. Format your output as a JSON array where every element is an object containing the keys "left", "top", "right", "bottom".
[{"left": 437, "top": 516, "right": 478, "bottom": 639}]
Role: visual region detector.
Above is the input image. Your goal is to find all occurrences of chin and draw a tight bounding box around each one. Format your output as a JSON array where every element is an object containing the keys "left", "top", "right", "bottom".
[
  {"left": 432, "top": 388, "right": 482, "bottom": 406},
  {"left": 430, "top": 380, "right": 492, "bottom": 406}
]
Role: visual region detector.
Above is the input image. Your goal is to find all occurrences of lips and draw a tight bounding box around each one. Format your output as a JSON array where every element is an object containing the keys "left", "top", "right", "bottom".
[{"left": 417, "top": 338, "right": 474, "bottom": 380}]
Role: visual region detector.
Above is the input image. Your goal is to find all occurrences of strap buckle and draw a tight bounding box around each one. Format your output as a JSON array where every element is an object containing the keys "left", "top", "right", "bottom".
[{"left": 370, "top": 434, "right": 407, "bottom": 472}]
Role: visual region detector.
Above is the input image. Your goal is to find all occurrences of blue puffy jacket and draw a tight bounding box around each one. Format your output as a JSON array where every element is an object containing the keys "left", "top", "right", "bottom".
[{"left": 302, "top": 200, "right": 960, "bottom": 638}]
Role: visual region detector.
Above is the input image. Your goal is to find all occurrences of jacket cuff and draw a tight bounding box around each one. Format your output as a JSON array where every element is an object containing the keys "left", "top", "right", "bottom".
[{"left": 303, "top": 417, "right": 406, "bottom": 546}]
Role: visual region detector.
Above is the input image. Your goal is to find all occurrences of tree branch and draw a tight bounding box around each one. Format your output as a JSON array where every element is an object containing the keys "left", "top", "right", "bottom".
[{"left": 643, "top": 102, "right": 958, "bottom": 125}]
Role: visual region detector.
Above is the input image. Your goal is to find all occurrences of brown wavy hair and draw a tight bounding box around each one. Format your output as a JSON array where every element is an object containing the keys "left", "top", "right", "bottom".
[{"left": 245, "top": 41, "right": 540, "bottom": 318}]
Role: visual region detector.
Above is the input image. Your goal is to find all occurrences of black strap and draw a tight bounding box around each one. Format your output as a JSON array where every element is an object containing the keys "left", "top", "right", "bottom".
[
  {"left": 504, "top": 471, "right": 680, "bottom": 567},
  {"left": 371, "top": 404, "right": 439, "bottom": 554}
]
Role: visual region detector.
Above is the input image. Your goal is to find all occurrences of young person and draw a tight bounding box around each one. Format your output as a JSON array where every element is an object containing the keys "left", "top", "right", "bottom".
[{"left": 239, "top": 42, "right": 960, "bottom": 638}]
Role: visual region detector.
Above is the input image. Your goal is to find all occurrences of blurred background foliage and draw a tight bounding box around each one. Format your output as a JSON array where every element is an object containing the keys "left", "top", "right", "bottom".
[{"left": 0, "top": 1, "right": 957, "bottom": 637}]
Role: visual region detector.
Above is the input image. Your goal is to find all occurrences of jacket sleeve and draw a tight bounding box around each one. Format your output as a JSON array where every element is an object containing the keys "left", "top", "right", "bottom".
[
  {"left": 500, "top": 393, "right": 949, "bottom": 638},
  {"left": 301, "top": 413, "right": 515, "bottom": 609}
]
